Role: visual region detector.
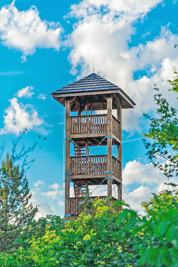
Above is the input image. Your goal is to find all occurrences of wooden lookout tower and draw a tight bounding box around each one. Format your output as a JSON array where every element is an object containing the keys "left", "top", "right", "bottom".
[{"left": 51, "top": 73, "right": 135, "bottom": 218}]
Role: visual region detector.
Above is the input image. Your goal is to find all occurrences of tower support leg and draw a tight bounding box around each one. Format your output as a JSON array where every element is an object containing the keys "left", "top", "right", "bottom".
[
  {"left": 65, "top": 99, "right": 71, "bottom": 216},
  {"left": 107, "top": 96, "right": 113, "bottom": 198}
]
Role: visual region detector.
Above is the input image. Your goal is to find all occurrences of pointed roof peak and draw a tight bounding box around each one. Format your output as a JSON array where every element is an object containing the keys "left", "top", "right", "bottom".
[
  {"left": 51, "top": 72, "right": 136, "bottom": 109},
  {"left": 87, "top": 72, "right": 99, "bottom": 77},
  {"left": 52, "top": 72, "right": 119, "bottom": 95}
]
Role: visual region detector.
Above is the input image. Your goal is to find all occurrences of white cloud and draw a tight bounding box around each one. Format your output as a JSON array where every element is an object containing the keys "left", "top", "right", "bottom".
[
  {"left": 32, "top": 181, "right": 65, "bottom": 219},
  {"left": 49, "top": 183, "right": 60, "bottom": 190},
  {"left": 70, "top": 0, "right": 163, "bottom": 20},
  {"left": 0, "top": 2, "right": 62, "bottom": 59},
  {"left": 123, "top": 185, "right": 152, "bottom": 213},
  {"left": 122, "top": 158, "right": 178, "bottom": 213},
  {"left": 0, "top": 97, "right": 43, "bottom": 135},
  {"left": 17, "top": 86, "right": 34, "bottom": 98},
  {"left": 42, "top": 183, "right": 63, "bottom": 200},
  {"left": 32, "top": 191, "right": 58, "bottom": 219},
  {"left": 42, "top": 190, "right": 59, "bottom": 200},
  {"left": 37, "top": 94, "right": 47, "bottom": 101},
  {"left": 67, "top": 0, "right": 178, "bottom": 132},
  {"left": 123, "top": 160, "right": 165, "bottom": 186},
  {"left": 89, "top": 184, "right": 107, "bottom": 197},
  {"left": 157, "top": 178, "right": 178, "bottom": 192},
  {"left": 34, "top": 180, "right": 45, "bottom": 188},
  {"left": 58, "top": 200, "right": 65, "bottom": 207}
]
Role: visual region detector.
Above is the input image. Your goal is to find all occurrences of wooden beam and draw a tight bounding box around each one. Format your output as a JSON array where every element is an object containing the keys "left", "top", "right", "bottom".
[
  {"left": 70, "top": 174, "right": 121, "bottom": 184},
  {"left": 112, "top": 134, "right": 121, "bottom": 145},
  {"left": 70, "top": 96, "right": 77, "bottom": 104},
  {"left": 98, "top": 95, "right": 105, "bottom": 110},
  {"left": 107, "top": 95, "right": 113, "bottom": 198},
  {"left": 71, "top": 133, "right": 106, "bottom": 139},
  {"left": 70, "top": 174, "right": 106, "bottom": 180},
  {"left": 85, "top": 103, "right": 88, "bottom": 115},
  {"left": 65, "top": 99, "right": 71, "bottom": 216},
  {"left": 70, "top": 96, "right": 78, "bottom": 111},
  {"left": 117, "top": 184, "right": 122, "bottom": 201},
  {"left": 53, "top": 90, "right": 120, "bottom": 98},
  {"left": 116, "top": 97, "right": 122, "bottom": 201},
  {"left": 77, "top": 101, "right": 81, "bottom": 115}
]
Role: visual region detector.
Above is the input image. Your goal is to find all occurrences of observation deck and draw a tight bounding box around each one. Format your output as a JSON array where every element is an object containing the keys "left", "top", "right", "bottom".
[
  {"left": 69, "top": 155, "right": 121, "bottom": 184},
  {"left": 70, "top": 114, "right": 121, "bottom": 145}
]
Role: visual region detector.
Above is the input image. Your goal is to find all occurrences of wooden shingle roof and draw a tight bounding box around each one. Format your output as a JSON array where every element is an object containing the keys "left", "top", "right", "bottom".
[
  {"left": 53, "top": 73, "right": 118, "bottom": 94},
  {"left": 51, "top": 73, "right": 136, "bottom": 109}
]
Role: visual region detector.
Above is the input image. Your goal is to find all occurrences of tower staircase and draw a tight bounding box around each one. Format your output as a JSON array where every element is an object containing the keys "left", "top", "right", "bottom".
[
  {"left": 74, "top": 181, "right": 88, "bottom": 198},
  {"left": 74, "top": 141, "right": 87, "bottom": 157}
]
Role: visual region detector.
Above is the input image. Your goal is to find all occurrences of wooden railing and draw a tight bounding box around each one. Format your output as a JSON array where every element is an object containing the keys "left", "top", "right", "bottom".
[
  {"left": 70, "top": 155, "right": 107, "bottom": 175},
  {"left": 68, "top": 197, "right": 99, "bottom": 216},
  {"left": 70, "top": 114, "right": 107, "bottom": 134},
  {"left": 112, "top": 157, "right": 121, "bottom": 179},
  {"left": 70, "top": 155, "right": 121, "bottom": 179},
  {"left": 70, "top": 114, "right": 121, "bottom": 141},
  {"left": 112, "top": 115, "right": 121, "bottom": 140},
  {"left": 68, "top": 197, "right": 117, "bottom": 217}
]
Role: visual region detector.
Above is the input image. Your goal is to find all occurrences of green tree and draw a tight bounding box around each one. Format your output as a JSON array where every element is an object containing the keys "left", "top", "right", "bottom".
[
  {"left": 0, "top": 153, "right": 37, "bottom": 252},
  {"left": 142, "top": 186, "right": 178, "bottom": 214},
  {"left": 143, "top": 73, "right": 178, "bottom": 178},
  {"left": 0, "top": 195, "right": 178, "bottom": 267},
  {"left": 137, "top": 189, "right": 178, "bottom": 267}
]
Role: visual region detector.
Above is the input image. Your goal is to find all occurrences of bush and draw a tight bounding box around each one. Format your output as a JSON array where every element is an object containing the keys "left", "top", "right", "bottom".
[{"left": 0, "top": 191, "right": 178, "bottom": 267}]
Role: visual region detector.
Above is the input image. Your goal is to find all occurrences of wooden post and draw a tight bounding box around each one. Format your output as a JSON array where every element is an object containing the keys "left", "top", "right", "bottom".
[
  {"left": 85, "top": 103, "right": 88, "bottom": 116},
  {"left": 65, "top": 99, "right": 70, "bottom": 216},
  {"left": 116, "top": 97, "right": 122, "bottom": 200},
  {"left": 107, "top": 95, "right": 112, "bottom": 198},
  {"left": 77, "top": 101, "right": 81, "bottom": 116}
]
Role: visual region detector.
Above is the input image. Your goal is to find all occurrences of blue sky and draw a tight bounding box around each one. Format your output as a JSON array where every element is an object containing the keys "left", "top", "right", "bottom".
[{"left": 0, "top": 0, "right": 178, "bottom": 217}]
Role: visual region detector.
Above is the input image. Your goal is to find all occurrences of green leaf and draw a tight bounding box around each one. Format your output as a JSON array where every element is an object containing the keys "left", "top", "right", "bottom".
[
  {"left": 166, "top": 225, "right": 176, "bottom": 242},
  {"left": 155, "top": 221, "right": 169, "bottom": 237}
]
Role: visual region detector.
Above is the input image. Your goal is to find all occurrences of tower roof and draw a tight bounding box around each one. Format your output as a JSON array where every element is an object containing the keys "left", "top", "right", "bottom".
[
  {"left": 53, "top": 73, "right": 118, "bottom": 93},
  {"left": 51, "top": 73, "right": 136, "bottom": 109}
]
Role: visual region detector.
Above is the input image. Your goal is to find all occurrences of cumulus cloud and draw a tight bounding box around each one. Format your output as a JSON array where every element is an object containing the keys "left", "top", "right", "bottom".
[
  {"left": 70, "top": 0, "right": 163, "bottom": 20},
  {"left": 32, "top": 190, "right": 58, "bottom": 219},
  {"left": 0, "top": 97, "right": 43, "bottom": 135},
  {"left": 123, "top": 185, "right": 153, "bottom": 213},
  {"left": 67, "top": 0, "right": 178, "bottom": 131},
  {"left": 17, "top": 86, "right": 34, "bottom": 98},
  {"left": 123, "top": 160, "right": 165, "bottom": 186},
  {"left": 0, "top": 1, "right": 62, "bottom": 59},
  {"left": 42, "top": 183, "right": 64, "bottom": 200},
  {"left": 122, "top": 158, "right": 178, "bottom": 212},
  {"left": 32, "top": 181, "right": 64, "bottom": 218},
  {"left": 49, "top": 183, "right": 60, "bottom": 190}
]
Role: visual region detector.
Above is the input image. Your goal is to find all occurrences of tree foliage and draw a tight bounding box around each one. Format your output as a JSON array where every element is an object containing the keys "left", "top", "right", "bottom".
[
  {"left": 0, "top": 192, "right": 178, "bottom": 267},
  {"left": 143, "top": 73, "right": 178, "bottom": 178},
  {"left": 0, "top": 154, "right": 37, "bottom": 252}
]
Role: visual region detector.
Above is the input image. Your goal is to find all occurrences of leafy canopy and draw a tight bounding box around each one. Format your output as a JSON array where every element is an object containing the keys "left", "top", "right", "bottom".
[
  {"left": 144, "top": 72, "right": 178, "bottom": 178},
  {"left": 0, "top": 154, "right": 37, "bottom": 252}
]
